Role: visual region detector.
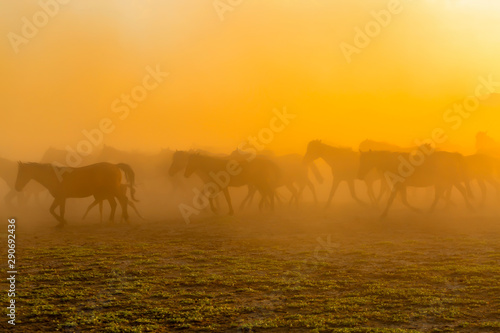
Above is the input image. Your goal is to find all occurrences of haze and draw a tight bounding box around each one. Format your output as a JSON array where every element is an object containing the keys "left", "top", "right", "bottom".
[{"left": 2, "top": 0, "right": 500, "bottom": 160}]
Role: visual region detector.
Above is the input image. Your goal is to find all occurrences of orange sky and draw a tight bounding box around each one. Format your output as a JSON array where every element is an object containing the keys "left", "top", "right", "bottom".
[{"left": 1, "top": 0, "right": 500, "bottom": 160}]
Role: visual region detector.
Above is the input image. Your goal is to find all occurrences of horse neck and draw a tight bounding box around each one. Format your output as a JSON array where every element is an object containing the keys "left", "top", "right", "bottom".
[
  {"left": 30, "top": 165, "right": 60, "bottom": 193},
  {"left": 319, "top": 144, "right": 352, "bottom": 166}
]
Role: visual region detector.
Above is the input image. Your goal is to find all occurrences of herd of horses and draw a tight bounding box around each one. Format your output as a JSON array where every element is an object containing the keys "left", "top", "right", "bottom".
[{"left": 2, "top": 132, "right": 500, "bottom": 227}]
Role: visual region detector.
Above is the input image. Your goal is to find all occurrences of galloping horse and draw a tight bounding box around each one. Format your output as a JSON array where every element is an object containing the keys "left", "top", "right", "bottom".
[
  {"left": 358, "top": 150, "right": 473, "bottom": 218},
  {"left": 303, "top": 140, "right": 379, "bottom": 207},
  {"left": 15, "top": 162, "right": 136, "bottom": 226},
  {"left": 184, "top": 154, "right": 280, "bottom": 215}
]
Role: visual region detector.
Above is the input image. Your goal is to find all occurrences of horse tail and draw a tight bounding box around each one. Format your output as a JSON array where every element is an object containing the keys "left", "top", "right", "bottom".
[
  {"left": 116, "top": 163, "right": 139, "bottom": 202},
  {"left": 309, "top": 162, "right": 324, "bottom": 184}
]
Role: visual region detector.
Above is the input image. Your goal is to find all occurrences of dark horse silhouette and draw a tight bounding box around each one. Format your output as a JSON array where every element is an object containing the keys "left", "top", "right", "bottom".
[
  {"left": 15, "top": 162, "right": 136, "bottom": 227},
  {"left": 184, "top": 154, "right": 280, "bottom": 215},
  {"left": 303, "top": 140, "right": 380, "bottom": 208},
  {"left": 358, "top": 150, "right": 473, "bottom": 218}
]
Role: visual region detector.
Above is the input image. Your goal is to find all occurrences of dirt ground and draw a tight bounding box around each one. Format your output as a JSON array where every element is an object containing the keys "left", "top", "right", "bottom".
[{"left": 1, "top": 203, "right": 500, "bottom": 332}]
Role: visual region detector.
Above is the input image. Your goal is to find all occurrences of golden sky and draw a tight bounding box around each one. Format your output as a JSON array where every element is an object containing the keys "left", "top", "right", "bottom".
[{"left": 2, "top": 0, "right": 500, "bottom": 160}]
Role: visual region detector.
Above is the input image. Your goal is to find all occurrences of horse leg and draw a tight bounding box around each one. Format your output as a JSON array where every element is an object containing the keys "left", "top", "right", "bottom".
[
  {"left": 82, "top": 200, "right": 99, "bottom": 220},
  {"left": 428, "top": 186, "right": 445, "bottom": 214},
  {"left": 118, "top": 194, "right": 129, "bottom": 223},
  {"left": 239, "top": 186, "right": 255, "bottom": 211},
  {"left": 365, "top": 179, "right": 377, "bottom": 207},
  {"left": 49, "top": 198, "right": 63, "bottom": 225},
  {"left": 258, "top": 189, "right": 272, "bottom": 212},
  {"left": 399, "top": 187, "right": 421, "bottom": 213},
  {"left": 208, "top": 197, "right": 218, "bottom": 213},
  {"left": 380, "top": 187, "right": 399, "bottom": 218},
  {"left": 107, "top": 197, "right": 117, "bottom": 223},
  {"left": 128, "top": 200, "right": 145, "bottom": 220},
  {"left": 454, "top": 183, "right": 475, "bottom": 211},
  {"left": 347, "top": 180, "right": 366, "bottom": 206},
  {"left": 286, "top": 184, "right": 299, "bottom": 207},
  {"left": 58, "top": 199, "right": 67, "bottom": 227},
  {"left": 222, "top": 188, "right": 234, "bottom": 215},
  {"left": 325, "top": 178, "right": 341, "bottom": 208},
  {"left": 268, "top": 188, "right": 275, "bottom": 211}
]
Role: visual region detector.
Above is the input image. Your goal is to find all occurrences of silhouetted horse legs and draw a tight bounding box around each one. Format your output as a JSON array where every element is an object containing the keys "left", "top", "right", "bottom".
[
  {"left": 116, "top": 193, "right": 129, "bottom": 223},
  {"left": 347, "top": 180, "right": 366, "bottom": 206},
  {"left": 107, "top": 196, "right": 117, "bottom": 223},
  {"left": 325, "top": 177, "right": 342, "bottom": 208},
  {"left": 428, "top": 186, "right": 445, "bottom": 214},
  {"left": 380, "top": 187, "right": 399, "bottom": 218},
  {"left": 453, "top": 183, "right": 474, "bottom": 211},
  {"left": 49, "top": 198, "right": 67, "bottom": 227},
  {"left": 285, "top": 184, "right": 299, "bottom": 207},
  {"left": 82, "top": 200, "right": 101, "bottom": 222},
  {"left": 399, "top": 187, "right": 421, "bottom": 213},
  {"left": 364, "top": 179, "right": 378, "bottom": 207},
  {"left": 257, "top": 188, "right": 275, "bottom": 212},
  {"left": 221, "top": 187, "right": 234, "bottom": 215},
  {"left": 239, "top": 185, "right": 256, "bottom": 211}
]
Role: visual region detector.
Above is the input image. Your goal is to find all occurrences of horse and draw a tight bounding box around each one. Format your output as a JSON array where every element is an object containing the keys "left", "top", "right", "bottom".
[
  {"left": 15, "top": 162, "right": 136, "bottom": 227},
  {"left": 462, "top": 154, "right": 500, "bottom": 207},
  {"left": 358, "top": 150, "right": 474, "bottom": 218},
  {"left": 169, "top": 150, "right": 227, "bottom": 213},
  {"left": 183, "top": 153, "right": 280, "bottom": 215},
  {"left": 303, "top": 140, "right": 380, "bottom": 208},
  {"left": 0, "top": 157, "right": 46, "bottom": 207},
  {"left": 359, "top": 140, "right": 442, "bottom": 203},
  {"left": 230, "top": 150, "right": 323, "bottom": 209},
  {"left": 82, "top": 183, "right": 144, "bottom": 222}
]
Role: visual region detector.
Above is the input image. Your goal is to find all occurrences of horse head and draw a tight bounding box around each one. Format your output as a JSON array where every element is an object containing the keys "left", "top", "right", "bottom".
[{"left": 303, "top": 140, "right": 323, "bottom": 164}]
